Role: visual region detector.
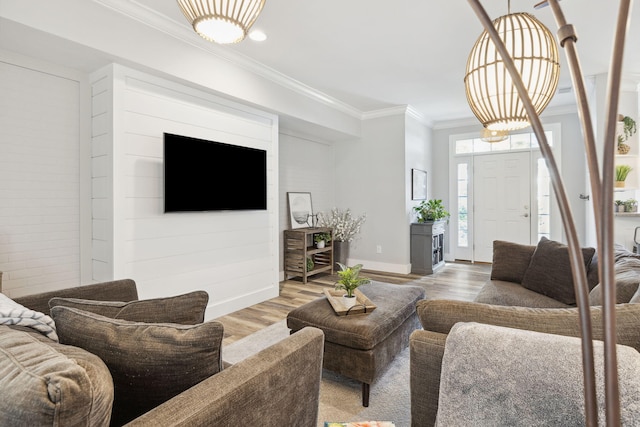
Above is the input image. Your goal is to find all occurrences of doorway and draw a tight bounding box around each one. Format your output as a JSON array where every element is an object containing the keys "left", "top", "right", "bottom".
[
  {"left": 473, "top": 152, "right": 531, "bottom": 262},
  {"left": 449, "top": 126, "right": 560, "bottom": 262}
]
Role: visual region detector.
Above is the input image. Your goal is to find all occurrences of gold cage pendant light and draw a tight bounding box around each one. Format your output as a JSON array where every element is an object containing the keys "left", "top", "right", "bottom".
[
  {"left": 177, "top": 0, "right": 266, "bottom": 44},
  {"left": 464, "top": 11, "right": 560, "bottom": 131}
]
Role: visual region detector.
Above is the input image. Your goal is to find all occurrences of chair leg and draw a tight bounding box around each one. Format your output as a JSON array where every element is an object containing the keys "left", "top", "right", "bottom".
[{"left": 362, "top": 382, "right": 370, "bottom": 407}]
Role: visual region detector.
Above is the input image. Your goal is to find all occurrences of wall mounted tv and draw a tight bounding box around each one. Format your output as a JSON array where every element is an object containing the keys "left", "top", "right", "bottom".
[{"left": 163, "top": 133, "right": 267, "bottom": 212}]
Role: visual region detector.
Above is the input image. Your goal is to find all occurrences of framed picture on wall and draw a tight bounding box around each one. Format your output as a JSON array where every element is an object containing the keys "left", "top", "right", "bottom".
[
  {"left": 412, "top": 168, "right": 427, "bottom": 200},
  {"left": 287, "top": 192, "right": 313, "bottom": 229}
]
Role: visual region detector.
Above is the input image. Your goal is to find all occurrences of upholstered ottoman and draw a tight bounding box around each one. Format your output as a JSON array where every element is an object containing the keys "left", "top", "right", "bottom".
[{"left": 286, "top": 281, "right": 425, "bottom": 406}]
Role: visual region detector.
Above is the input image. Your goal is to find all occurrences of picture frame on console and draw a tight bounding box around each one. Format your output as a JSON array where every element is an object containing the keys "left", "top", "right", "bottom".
[
  {"left": 287, "top": 192, "right": 313, "bottom": 229},
  {"left": 412, "top": 168, "right": 427, "bottom": 201}
]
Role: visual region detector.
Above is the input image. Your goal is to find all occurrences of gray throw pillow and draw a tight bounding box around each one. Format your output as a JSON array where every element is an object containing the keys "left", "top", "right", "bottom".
[
  {"left": 490, "top": 240, "right": 536, "bottom": 283},
  {"left": 0, "top": 327, "right": 114, "bottom": 426},
  {"left": 520, "top": 237, "right": 596, "bottom": 305},
  {"left": 49, "top": 290, "right": 208, "bottom": 325},
  {"left": 50, "top": 306, "right": 224, "bottom": 426},
  {"left": 589, "top": 256, "right": 640, "bottom": 305}
]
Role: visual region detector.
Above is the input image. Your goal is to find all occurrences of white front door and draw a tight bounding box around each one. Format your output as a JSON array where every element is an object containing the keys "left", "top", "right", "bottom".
[{"left": 474, "top": 152, "right": 531, "bottom": 262}]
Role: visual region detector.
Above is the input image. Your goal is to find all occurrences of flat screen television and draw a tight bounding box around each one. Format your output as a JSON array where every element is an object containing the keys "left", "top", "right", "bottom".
[{"left": 163, "top": 132, "right": 267, "bottom": 212}]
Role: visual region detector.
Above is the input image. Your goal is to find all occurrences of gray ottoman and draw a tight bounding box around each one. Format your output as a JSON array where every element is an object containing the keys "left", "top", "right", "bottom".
[{"left": 286, "top": 281, "right": 425, "bottom": 406}]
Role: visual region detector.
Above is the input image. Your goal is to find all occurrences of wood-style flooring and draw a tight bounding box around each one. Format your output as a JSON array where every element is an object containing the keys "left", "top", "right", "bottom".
[{"left": 215, "top": 261, "right": 491, "bottom": 345}]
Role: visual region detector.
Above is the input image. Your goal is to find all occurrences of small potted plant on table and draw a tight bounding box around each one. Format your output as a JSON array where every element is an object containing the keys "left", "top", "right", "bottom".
[{"left": 335, "top": 263, "right": 370, "bottom": 309}]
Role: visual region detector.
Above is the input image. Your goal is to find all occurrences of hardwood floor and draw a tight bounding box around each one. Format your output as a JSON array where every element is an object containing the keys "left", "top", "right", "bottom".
[{"left": 215, "top": 261, "right": 491, "bottom": 345}]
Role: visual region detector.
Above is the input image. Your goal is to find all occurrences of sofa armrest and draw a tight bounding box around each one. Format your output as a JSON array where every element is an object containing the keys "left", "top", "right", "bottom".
[
  {"left": 410, "top": 329, "right": 446, "bottom": 427},
  {"left": 416, "top": 299, "right": 640, "bottom": 352},
  {"left": 435, "top": 322, "right": 640, "bottom": 426},
  {"left": 125, "top": 326, "right": 325, "bottom": 427},
  {"left": 13, "top": 279, "right": 138, "bottom": 316}
]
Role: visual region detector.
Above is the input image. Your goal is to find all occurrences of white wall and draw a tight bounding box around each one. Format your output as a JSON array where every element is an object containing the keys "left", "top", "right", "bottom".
[
  {"left": 0, "top": 50, "right": 91, "bottom": 297},
  {"left": 333, "top": 109, "right": 431, "bottom": 274},
  {"left": 90, "top": 64, "right": 279, "bottom": 319},
  {"left": 278, "top": 131, "right": 335, "bottom": 278}
]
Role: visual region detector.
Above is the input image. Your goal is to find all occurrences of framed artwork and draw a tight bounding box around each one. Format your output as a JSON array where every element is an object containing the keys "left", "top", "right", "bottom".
[
  {"left": 287, "top": 192, "right": 313, "bottom": 229},
  {"left": 412, "top": 168, "right": 428, "bottom": 200}
]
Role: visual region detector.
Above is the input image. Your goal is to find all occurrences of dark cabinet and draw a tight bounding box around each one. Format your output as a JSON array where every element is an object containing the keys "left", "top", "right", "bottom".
[{"left": 410, "top": 221, "right": 445, "bottom": 275}]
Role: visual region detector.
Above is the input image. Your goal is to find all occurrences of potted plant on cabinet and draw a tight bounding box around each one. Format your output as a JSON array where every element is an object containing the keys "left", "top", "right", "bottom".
[
  {"left": 615, "top": 165, "right": 633, "bottom": 188},
  {"left": 615, "top": 200, "right": 625, "bottom": 212},
  {"left": 313, "top": 232, "right": 331, "bottom": 249},
  {"left": 413, "top": 199, "right": 451, "bottom": 223},
  {"left": 334, "top": 263, "right": 370, "bottom": 309}
]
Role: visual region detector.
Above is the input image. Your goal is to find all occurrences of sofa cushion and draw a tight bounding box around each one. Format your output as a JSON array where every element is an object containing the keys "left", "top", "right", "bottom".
[
  {"left": 51, "top": 306, "right": 224, "bottom": 426},
  {"left": 474, "top": 280, "right": 571, "bottom": 308},
  {"left": 436, "top": 322, "right": 640, "bottom": 426},
  {"left": 49, "top": 290, "right": 209, "bottom": 325},
  {"left": 589, "top": 256, "right": 640, "bottom": 305},
  {"left": 490, "top": 240, "right": 536, "bottom": 283},
  {"left": 0, "top": 326, "right": 113, "bottom": 426},
  {"left": 520, "top": 237, "right": 596, "bottom": 305}
]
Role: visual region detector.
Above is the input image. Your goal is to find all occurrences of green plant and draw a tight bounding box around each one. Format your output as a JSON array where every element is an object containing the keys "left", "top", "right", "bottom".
[
  {"left": 306, "top": 257, "right": 314, "bottom": 271},
  {"left": 624, "top": 199, "right": 638, "bottom": 212},
  {"left": 334, "top": 263, "right": 370, "bottom": 298},
  {"left": 313, "top": 232, "right": 331, "bottom": 244},
  {"left": 615, "top": 164, "right": 633, "bottom": 182},
  {"left": 618, "top": 115, "right": 637, "bottom": 143},
  {"left": 413, "top": 199, "right": 451, "bottom": 223}
]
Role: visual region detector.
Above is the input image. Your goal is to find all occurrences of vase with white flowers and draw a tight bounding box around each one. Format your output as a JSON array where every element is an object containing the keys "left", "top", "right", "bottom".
[{"left": 317, "top": 208, "right": 366, "bottom": 269}]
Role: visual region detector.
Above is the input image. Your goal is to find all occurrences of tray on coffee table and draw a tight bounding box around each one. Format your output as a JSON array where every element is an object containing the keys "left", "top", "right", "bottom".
[{"left": 324, "top": 288, "right": 377, "bottom": 316}]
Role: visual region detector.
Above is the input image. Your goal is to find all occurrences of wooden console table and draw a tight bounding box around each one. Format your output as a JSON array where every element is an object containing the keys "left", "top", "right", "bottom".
[{"left": 284, "top": 227, "right": 334, "bottom": 283}]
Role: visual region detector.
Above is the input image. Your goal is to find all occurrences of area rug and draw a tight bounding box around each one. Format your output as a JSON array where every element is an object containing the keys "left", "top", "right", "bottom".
[{"left": 222, "top": 320, "right": 411, "bottom": 427}]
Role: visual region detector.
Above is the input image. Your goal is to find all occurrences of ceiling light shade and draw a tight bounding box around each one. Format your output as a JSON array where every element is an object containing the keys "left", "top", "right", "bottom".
[
  {"left": 464, "top": 12, "right": 560, "bottom": 131},
  {"left": 177, "top": 0, "right": 266, "bottom": 44},
  {"left": 480, "top": 128, "right": 509, "bottom": 142}
]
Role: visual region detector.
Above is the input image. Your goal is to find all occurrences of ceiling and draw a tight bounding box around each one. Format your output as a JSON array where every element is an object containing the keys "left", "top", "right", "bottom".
[
  {"left": 141, "top": 0, "right": 640, "bottom": 125},
  {"left": 3, "top": 1, "right": 640, "bottom": 128}
]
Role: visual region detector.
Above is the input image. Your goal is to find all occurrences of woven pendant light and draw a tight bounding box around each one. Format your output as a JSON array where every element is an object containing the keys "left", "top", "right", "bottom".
[
  {"left": 464, "top": 12, "right": 560, "bottom": 131},
  {"left": 177, "top": 0, "right": 266, "bottom": 44},
  {"left": 480, "top": 128, "right": 509, "bottom": 142}
]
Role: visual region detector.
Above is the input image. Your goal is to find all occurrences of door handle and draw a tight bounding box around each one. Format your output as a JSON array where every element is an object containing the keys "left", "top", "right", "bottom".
[{"left": 523, "top": 213, "right": 529, "bottom": 217}]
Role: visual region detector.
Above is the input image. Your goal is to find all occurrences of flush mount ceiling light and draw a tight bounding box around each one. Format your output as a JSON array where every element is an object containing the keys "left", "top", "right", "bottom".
[
  {"left": 464, "top": 10, "right": 560, "bottom": 131},
  {"left": 177, "top": 0, "right": 266, "bottom": 44},
  {"left": 480, "top": 128, "right": 509, "bottom": 142}
]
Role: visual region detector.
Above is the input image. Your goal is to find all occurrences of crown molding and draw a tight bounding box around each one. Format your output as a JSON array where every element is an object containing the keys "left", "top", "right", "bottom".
[{"left": 92, "top": 0, "right": 363, "bottom": 119}]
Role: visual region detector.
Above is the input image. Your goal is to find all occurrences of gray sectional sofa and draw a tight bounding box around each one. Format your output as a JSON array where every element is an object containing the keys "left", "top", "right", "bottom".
[
  {"left": 1, "top": 279, "right": 324, "bottom": 426},
  {"left": 410, "top": 238, "right": 640, "bottom": 426}
]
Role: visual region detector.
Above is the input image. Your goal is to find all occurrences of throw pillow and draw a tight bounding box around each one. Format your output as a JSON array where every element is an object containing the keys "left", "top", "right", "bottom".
[
  {"left": 49, "top": 290, "right": 208, "bottom": 325},
  {"left": 589, "top": 256, "right": 640, "bottom": 305},
  {"left": 490, "top": 240, "right": 536, "bottom": 283},
  {"left": 520, "top": 237, "right": 596, "bottom": 305},
  {"left": 0, "top": 327, "right": 114, "bottom": 426},
  {"left": 50, "top": 306, "right": 224, "bottom": 426}
]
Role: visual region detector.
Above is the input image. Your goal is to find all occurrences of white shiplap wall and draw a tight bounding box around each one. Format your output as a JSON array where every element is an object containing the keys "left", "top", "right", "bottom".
[
  {"left": 90, "top": 64, "right": 279, "bottom": 319},
  {"left": 0, "top": 54, "right": 90, "bottom": 297}
]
